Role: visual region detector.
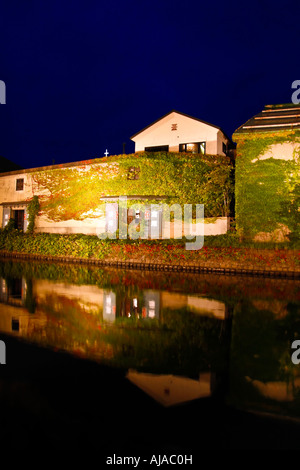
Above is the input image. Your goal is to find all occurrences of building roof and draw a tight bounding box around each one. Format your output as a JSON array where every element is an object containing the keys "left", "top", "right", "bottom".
[
  {"left": 234, "top": 103, "right": 300, "bottom": 134},
  {"left": 130, "top": 110, "right": 232, "bottom": 142},
  {"left": 0, "top": 158, "right": 99, "bottom": 177},
  {"left": 0, "top": 200, "right": 29, "bottom": 206},
  {"left": 0, "top": 156, "right": 23, "bottom": 173}
]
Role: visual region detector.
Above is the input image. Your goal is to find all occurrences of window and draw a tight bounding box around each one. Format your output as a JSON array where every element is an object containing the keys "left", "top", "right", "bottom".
[
  {"left": 11, "top": 318, "right": 20, "bottom": 331},
  {"left": 145, "top": 145, "right": 169, "bottom": 153},
  {"left": 179, "top": 142, "right": 206, "bottom": 154},
  {"left": 127, "top": 166, "right": 140, "bottom": 180},
  {"left": 222, "top": 142, "right": 227, "bottom": 154},
  {"left": 16, "top": 178, "right": 24, "bottom": 191},
  {"left": 171, "top": 123, "right": 177, "bottom": 131}
]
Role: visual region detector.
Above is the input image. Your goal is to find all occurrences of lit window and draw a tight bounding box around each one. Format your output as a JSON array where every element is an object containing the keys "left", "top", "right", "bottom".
[
  {"left": 199, "top": 142, "right": 206, "bottom": 154},
  {"left": 179, "top": 143, "right": 206, "bottom": 154}
]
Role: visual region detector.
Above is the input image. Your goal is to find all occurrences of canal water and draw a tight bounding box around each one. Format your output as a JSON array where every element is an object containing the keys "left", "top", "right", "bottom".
[{"left": 0, "top": 259, "right": 300, "bottom": 451}]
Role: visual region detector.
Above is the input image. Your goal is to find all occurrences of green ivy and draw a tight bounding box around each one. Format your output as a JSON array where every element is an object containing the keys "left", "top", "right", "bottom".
[
  {"left": 27, "top": 195, "right": 40, "bottom": 233},
  {"left": 233, "top": 130, "right": 300, "bottom": 241},
  {"left": 30, "top": 152, "right": 234, "bottom": 221}
]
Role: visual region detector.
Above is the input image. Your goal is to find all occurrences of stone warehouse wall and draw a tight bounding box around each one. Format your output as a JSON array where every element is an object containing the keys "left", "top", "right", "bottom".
[
  {"left": 0, "top": 152, "right": 234, "bottom": 235},
  {"left": 34, "top": 213, "right": 229, "bottom": 237},
  {"left": 233, "top": 130, "right": 300, "bottom": 242}
]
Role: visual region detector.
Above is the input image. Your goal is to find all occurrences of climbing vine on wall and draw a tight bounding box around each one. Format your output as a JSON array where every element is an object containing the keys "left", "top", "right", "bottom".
[
  {"left": 27, "top": 195, "right": 40, "bottom": 232},
  {"left": 30, "top": 152, "right": 234, "bottom": 222},
  {"left": 233, "top": 130, "right": 300, "bottom": 240}
]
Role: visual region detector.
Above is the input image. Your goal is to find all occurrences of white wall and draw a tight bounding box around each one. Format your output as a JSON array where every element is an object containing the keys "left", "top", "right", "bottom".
[
  {"left": 132, "top": 111, "right": 228, "bottom": 155},
  {"left": 161, "top": 217, "right": 230, "bottom": 238}
]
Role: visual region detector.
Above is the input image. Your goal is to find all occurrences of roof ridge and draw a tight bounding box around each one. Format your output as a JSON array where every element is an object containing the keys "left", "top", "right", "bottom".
[{"left": 130, "top": 110, "right": 231, "bottom": 142}]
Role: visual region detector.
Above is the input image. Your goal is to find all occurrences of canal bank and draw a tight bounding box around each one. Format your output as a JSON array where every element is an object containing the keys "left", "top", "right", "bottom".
[
  {"left": 0, "top": 230, "right": 299, "bottom": 277},
  {"left": 0, "top": 248, "right": 299, "bottom": 279}
]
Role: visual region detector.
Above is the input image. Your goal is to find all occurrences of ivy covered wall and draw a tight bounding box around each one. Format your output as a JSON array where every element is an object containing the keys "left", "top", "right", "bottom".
[
  {"left": 29, "top": 152, "right": 234, "bottom": 222},
  {"left": 233, "top": 130, "right": 300, "bottom": 242}
]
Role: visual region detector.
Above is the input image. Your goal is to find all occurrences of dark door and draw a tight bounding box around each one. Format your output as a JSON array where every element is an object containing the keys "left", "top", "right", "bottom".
[{"left": 14, "top": 210, "right": 24, "bottom": 231}]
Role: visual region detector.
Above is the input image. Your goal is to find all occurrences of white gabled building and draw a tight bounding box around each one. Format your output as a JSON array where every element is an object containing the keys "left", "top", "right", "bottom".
[{"left": 130, "top": 110, "right": 233, "bottom": 156}]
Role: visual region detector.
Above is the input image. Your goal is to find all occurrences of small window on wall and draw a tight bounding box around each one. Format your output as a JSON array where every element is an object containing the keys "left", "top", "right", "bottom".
[
  {"left": 16, "top": 178, "right": 24, "bottom": 191},
  {"left": 127, "top": 167, "right": 140, "bottom": 180},
  {"left": 179, "top": 142, "right": 206, "bottom": 154},
  {"left": 145, "top": 145, "right": 169, "bottom": 153},
  {"left": 222, "top": 142, "right": 227, "bottom": 154}
]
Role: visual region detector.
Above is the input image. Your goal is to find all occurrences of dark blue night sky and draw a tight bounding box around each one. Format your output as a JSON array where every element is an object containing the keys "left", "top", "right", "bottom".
[{"left": 0, "top": 0, "right": 299, "bottom": 169}]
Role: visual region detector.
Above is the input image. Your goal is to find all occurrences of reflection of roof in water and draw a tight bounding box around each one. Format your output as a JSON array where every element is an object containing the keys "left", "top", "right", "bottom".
[
  {"left": 246, "top": 376, "right": 300, "bottom": 403},
  {"left": 126, "top": 369, "right": 212, "bottom": 407}
]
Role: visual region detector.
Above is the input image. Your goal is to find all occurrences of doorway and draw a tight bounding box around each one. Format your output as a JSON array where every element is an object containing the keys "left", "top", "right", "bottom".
[{"left": 13, "top": 210, "right": 24, "bottom": 231}]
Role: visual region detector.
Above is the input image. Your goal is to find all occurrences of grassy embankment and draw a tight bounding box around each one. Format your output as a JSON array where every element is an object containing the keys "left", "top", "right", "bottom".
[{"left": 0, "top": 229, "right": 299, "bottom": 271}]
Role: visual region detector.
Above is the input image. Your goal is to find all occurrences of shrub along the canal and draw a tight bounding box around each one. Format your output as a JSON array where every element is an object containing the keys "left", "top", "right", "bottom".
[{"left": 0, "top": 228, "right": 299, "bottom": 270}]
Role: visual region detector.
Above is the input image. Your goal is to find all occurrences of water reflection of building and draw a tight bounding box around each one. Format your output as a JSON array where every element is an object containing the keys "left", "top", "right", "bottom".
[
  {"left": 0, "top": 277, "right": 26, "bottom": 307},
  {"left": 245, "top": 376, "right": 300, "bottom": 402},
  {"left": 0, "top": 276, "right": 228, "bottom": 340},
  {"left": 0, "top": 276, "right": 27, "bottom": 332},
  {"left": 103, "top": 290, "right": 160, "bottom": 321},
  {"left": 103, "top": 291, "right": 116, "bottom": 322},
  {"left": 127, "top": 370, "right": 215, "bottom": 407},
  {"left": 161, "top": 292, "right": 227, "bottom": 320},
  {"left": 102, "top": 289, "right": 228, "bottom": 323}
]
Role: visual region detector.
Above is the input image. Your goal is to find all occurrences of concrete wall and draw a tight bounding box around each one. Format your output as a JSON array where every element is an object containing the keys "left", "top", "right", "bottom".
[
  {"left": 0, "top": 173, "right": 33, "bottom": 227},
  {"left": 161, "top": 217, "right": 230, "bottom": 238},
  {"left": 0, "top": 157, "right": 230, "bottom": 237},
  {"left": 35, "top": 213, "right": 106, "bottom": 235},
  {"left": 34, "top": 216, "right": 229, "bottom": 237}
]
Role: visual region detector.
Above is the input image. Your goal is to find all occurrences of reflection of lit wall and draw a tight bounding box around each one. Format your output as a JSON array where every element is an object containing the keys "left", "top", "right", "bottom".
[
  {"left": 33, "top": 280, "right": 104, "bottom": 313},
  {"left": 101, "top": 289, "right": 162, "bottom": 321},
  {"left": 0, "top": 278, "right": 7, "bottom": 302},
  {"left": 143, "top": 291, "right": 160, "bottom": 319},
  {"left": 0, "top": 303, "right": 30, "bottom": 335},
  {"left": 246, "top": 376, "right": 300, "bottom": 402},
  {"left": 103, "top": 291, "right": 116, "bottom": 322},
  {"left": 161, "top": 292, "right": 226, "bottom": 319},
  {"left": 187, "top": 296, "right": 226, "bottom": 319},
  {"left": 127, "top": 370, "right": 214, "bottom": 406}
]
